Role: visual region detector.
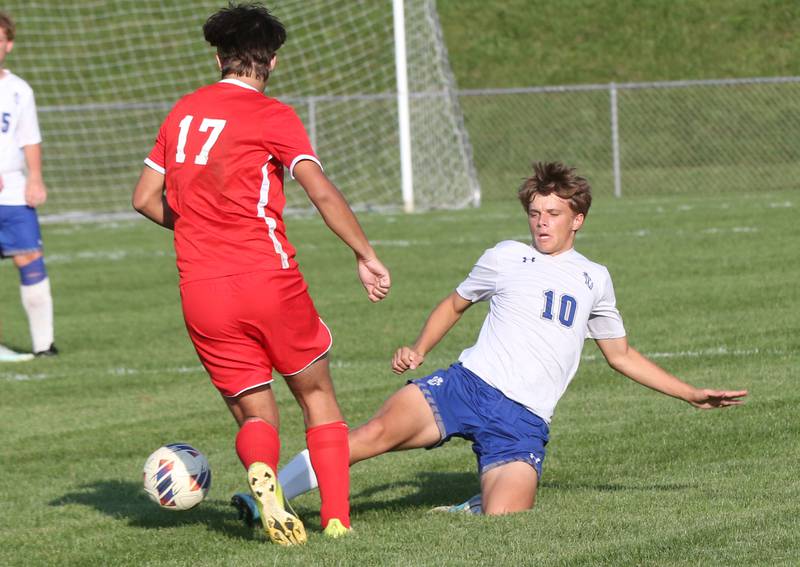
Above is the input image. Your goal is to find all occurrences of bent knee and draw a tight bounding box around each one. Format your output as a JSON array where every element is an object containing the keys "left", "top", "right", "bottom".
[
  {"left": 356, "top": 418, "right": 388, "bottom": 445},
  {"left": 13, "top": 251, "right": 43, "bottom": 267}
]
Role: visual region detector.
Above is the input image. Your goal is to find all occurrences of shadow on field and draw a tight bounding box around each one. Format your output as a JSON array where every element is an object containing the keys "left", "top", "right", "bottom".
[
  {"left": 341, "top": 472, "right": 691, "bottom": 516},
  {"left": 349, "top": 471, "right": 479, "bottom": 514},
  {"left": 49, "top": 480, "right": 254, "bottom": 540}
]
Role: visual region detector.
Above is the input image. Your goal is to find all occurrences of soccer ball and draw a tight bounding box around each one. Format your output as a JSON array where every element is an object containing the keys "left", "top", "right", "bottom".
[{"left": 143, "top": 443, "right": 212, "bottom": 510}]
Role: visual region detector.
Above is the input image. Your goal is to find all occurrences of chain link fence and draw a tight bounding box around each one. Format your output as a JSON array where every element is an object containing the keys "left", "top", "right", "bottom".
[
  {"left": 458, "top": 76, "right": 800, "bottom": 201},
  {"left": 36, "top": 75, "right": 800, "bottom": 220}
]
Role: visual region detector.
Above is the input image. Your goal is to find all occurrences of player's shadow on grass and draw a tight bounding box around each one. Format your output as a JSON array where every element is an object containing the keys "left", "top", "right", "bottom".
[
  {"left": 49, "top": 480, "right": 253, "bottom": 540},
  {"left": 317, "top": 473, "right": 692, "bottom": 520},
  {"left": 349, "top": 471, "right": 478, "bottom": 515}
]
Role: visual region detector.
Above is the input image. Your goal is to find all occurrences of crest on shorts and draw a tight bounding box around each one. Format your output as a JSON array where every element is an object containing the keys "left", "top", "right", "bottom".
[{"left": 427, "top": 376, "right": 444, "bottom": 387}]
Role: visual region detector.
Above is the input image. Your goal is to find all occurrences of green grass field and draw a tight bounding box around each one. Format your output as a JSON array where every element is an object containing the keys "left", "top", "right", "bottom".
[
  {"left": 1, "top": 1, "right": 798, "bottom": 565},
  {"left": 438, "top": 0, "right": 800, "bottom": 88},
  {"left": 1, "top": 190, "right": 798, "bottom": 566}
]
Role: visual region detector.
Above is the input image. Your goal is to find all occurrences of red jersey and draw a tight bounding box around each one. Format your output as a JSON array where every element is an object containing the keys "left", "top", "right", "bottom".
[{"left": 145, "top": 78, "right": 320, "bottom": 283}]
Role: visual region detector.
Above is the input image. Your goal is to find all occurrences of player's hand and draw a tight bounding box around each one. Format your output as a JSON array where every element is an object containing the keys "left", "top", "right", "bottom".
[
  {"left": 687, "top": 388, "right": 748, "bottom": 409},
  {"left": 357, "top": 256, "right": 391, "bottom": 302},
  {"left": 392, "top": 346, "right": 424, "bottom": 374},
  {"left": 25, "top": 179, "right": 48, "bottom": 208}
]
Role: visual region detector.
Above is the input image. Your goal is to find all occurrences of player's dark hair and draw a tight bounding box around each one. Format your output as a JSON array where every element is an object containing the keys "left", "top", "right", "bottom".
[
  {"left": 0, "top": 11, "right": 16, "bottom": 41},
  {"left": 518, "top": 161, "right": 592, "bottom": 216},
  {"left": 203, "top": 3, "right": 286, "bottom": 81}
]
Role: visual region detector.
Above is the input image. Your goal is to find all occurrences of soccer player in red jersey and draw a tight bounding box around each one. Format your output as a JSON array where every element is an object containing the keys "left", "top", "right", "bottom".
[{"left": 132, "top": 3, "right": 390, "bottom": 545}]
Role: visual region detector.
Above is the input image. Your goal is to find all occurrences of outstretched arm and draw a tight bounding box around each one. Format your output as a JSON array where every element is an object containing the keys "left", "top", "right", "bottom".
[
  {"left": 392, "top": 291, "right": 473, "bottom": 374},
  {"left": 595, "top": 337, "right": 748, "bottom": 408},
  {"left": 294, "top": 160, "right": 390, "bottom": 303},
  {"left": 132, "top": 166, "right": 174, "bottom": 229}
]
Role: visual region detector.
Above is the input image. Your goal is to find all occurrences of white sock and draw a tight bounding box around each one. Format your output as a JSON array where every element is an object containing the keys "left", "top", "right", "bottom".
[
  {"left": 278, "top": 449, "right": 318, "bottom": 500},
  {"left": 20, "top": 277, "right": 54, "bottom": 352}
]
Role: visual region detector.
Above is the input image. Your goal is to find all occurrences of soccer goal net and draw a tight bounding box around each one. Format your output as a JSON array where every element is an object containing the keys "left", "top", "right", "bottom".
[{"left": 5, "top": 0, "right": 479, "bottom": 216}]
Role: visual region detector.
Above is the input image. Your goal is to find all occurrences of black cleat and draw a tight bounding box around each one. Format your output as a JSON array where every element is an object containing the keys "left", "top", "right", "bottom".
[
  {"left": 231, "top": 493, "right": 260, "bottom": 528},
  {"left": 34, "top": 343, "right": 59, "bottom": 358}
]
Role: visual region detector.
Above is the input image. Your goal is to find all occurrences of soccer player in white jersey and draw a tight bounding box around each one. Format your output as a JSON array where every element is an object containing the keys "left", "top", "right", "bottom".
[
  {"left": 0, "top": 12, "right": 57, "bottom": 360},
  {"left": 275, "top": 161, "right": 748, "bottom": 516}
]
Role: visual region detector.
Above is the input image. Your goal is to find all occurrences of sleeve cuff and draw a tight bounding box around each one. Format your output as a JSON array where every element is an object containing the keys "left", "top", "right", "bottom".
[
  {"left": 144, "top": 158, "right": 166, "bottom": 175},
  {"left": 289, "top": 154, "right": 322, "bottom": 179},
  {"left": 455, "top": 286, "right": 479, "bottom": 303}
]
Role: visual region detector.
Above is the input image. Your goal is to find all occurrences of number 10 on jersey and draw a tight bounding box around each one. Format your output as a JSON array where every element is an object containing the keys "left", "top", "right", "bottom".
[
  {"left": 175, "top": 115, "right": 227, "bottom": 165},
  {"left": 541, "top": 290, "right": 577, "bottom": 328}
]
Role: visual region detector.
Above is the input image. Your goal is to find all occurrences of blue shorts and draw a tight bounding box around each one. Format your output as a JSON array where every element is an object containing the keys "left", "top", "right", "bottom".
[
  {"left": 0, "top": 205, "right": 43, "bottom": 258},
  {"left": 411, "top": 363, "right": 549, "bottom": 478}
]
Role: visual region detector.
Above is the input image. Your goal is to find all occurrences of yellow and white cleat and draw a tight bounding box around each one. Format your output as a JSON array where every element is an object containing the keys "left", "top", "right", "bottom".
[
  {"left": 247, "top": 462, "right": 307, "bottom": 546},
  {"left": 322, "top": 518, "right": 351, "bottom": 539}
]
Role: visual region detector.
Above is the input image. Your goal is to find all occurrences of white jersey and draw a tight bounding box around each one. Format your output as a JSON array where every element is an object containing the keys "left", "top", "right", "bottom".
[
  {"left": 0, "top": 70, "right": 41, "bottom": 206},
  {"left": 456, "top": 240, "right": 626, "bottom": 423}
]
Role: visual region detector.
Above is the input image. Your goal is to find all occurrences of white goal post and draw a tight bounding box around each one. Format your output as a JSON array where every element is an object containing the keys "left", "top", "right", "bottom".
[{"left": 5, "top": 0, "right": 480, "bottom": 215}]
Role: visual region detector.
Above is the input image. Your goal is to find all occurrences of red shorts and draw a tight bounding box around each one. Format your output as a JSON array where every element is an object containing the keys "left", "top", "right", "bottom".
[{"left": 180, "top": 269, "right": 332, "bottom": 397}]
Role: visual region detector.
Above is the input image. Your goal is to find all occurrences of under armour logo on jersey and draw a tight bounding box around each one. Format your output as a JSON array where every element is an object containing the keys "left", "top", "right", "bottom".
[
  {"left": 427, "top": 376, "right": 444, "bottom": 387},
  {"left": 529, "top": 453, "right": 541, "bottom": 464},
  {"left": 583, "top": 272, "right": 593, "bottom": 289},
  {"left": 522, "top": 256, "right": 536, "bottom": 263}
]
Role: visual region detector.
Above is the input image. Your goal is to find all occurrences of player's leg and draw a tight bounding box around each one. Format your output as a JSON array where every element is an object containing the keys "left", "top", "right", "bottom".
[
  {"left": 4, "top": 207, "right": 55, "bottom": 355},
  {"left": 224, "top": 387, "right": 306, "bottom": 545},
  {"left": 180, "top": 273, "right": 305, "bottom": 545},
  {"left": 284, "top": 356, "right": 344, "bottom": 426},
  {"left": 480, "top": 461, "right": 538, "bottom": 515},
  {"left": 428, "top": 366, "right": 548, "bottom": 516},
  {"left": 441, "top": 460, "right": 537, "bottom": 516},
  {"left": 471, "top": 390, "right": 548, "bottom": 515},
  {"left": 349, "top": 383, "right": 442, "bottom": 462},
  {"left": 259, "top": 269, "right": 353, "bottom": 536},
  {"left": 284, "top": 356, "right": 351, "bottom": 536},
  {"left": 0, "top": 220, "right": 32, "bottom": 362},
  {"left": 281, "top": 384, "right": 441, "bottom": 526},
  {"left": 224, "top": 385, "right": 281, "bottom": 469},
  {"left": 278, "top": 382, "right": 444, "bottom": 501},
  {"left": 14, "top": 250, "right": 56, "bottom": 355}
]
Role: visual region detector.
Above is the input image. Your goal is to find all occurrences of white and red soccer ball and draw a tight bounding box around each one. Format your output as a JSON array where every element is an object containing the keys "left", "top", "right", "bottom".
[{"left": 143, "top": 443, "right": 211, "bottom": 510}]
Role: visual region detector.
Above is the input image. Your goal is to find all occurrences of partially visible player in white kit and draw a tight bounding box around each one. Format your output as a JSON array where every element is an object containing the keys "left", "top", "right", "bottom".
[
  {"left": 0, "top": 12, "right": 56, "bottom": 361},
  {"left": 277, "top": 161, "right": 748, "bottom": 515}
]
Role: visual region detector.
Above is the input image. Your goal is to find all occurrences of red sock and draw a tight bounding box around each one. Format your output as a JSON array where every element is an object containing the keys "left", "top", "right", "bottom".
[
  {"left": 306, "top": 421, "right": 350, "bottom": 528},
  {"left": 235, "top": 418, "right": 280, "bottom": 472}
]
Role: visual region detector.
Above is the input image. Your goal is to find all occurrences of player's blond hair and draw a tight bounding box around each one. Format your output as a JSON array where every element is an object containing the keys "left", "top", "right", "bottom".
[
  {"left": 518, "top": 161, "right": 592, "bottom": 216},
  {"left": 0, "top": 12, "right": 16, "bottom": 41}
]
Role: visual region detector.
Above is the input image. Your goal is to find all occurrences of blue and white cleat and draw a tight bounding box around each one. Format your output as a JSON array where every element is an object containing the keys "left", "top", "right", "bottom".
[
  {"left": 0, "top": 344, "right": 34, "bottom": 362},
  {"left": 231, "top": 492, "right": 261, "bottom": 527},
  {"left": 430, "top": 493, "right": 482, "bottom": 515}
]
